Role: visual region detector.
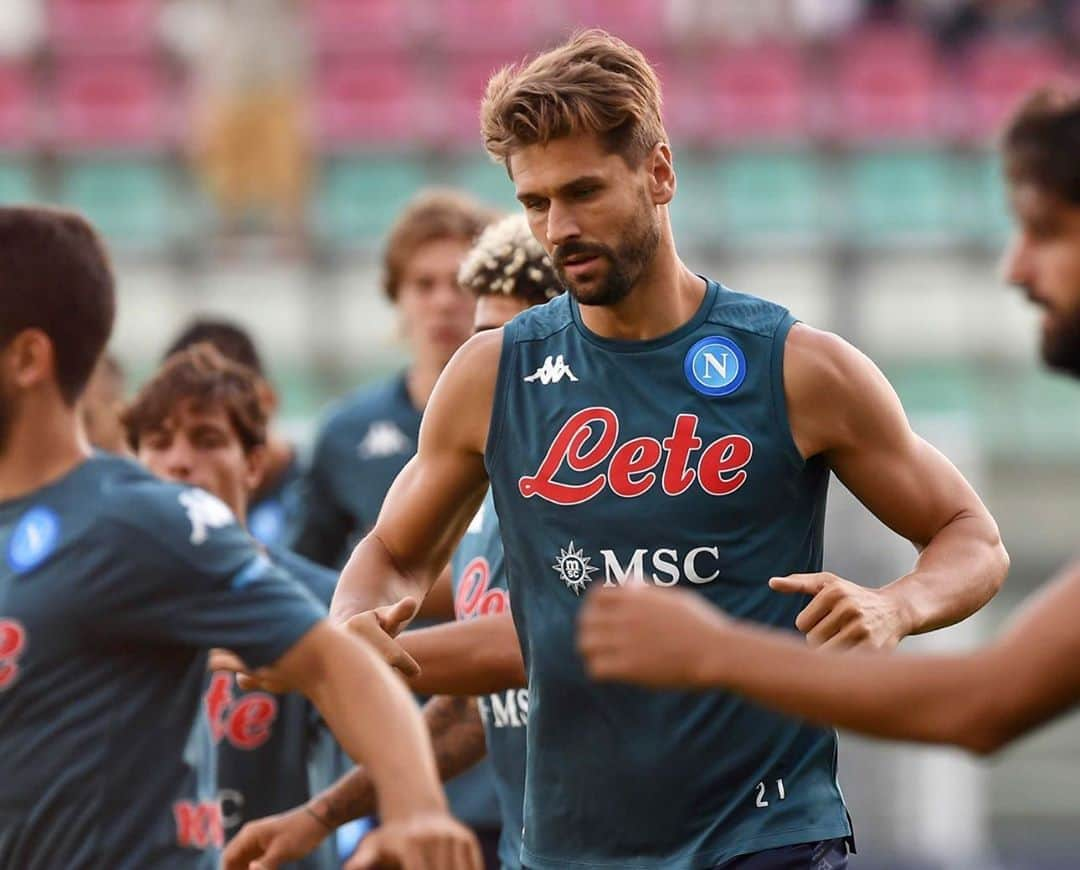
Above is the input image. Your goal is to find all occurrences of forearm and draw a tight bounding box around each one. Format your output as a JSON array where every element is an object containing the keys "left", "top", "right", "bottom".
[
  {"left": 401, "top": 613, "right": 527, "bottom": 696},
  {"left": 331, "top": 531, "right": 434, "bottom": 624},
  {"left": 308, "top": 696, "right": 488, "bottom": 829},
  {"left": 884, "top": 510, "right": 1008, "bottom": 637},
  {"left": 706, "top": 622, "right": 997, "bottom": 750},
  {"left": 299, "top": 628, "right": 445, "bottom": 822}
]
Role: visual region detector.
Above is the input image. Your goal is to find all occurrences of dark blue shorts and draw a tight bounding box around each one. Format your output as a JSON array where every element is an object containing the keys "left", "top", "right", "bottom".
[{"left": 715, "top": 838, "right": 851, "bottom": 870}]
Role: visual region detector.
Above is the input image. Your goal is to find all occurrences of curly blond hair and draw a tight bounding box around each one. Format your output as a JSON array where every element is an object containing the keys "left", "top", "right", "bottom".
[{"left": 458, "top": 214, "right": 561, "bottom": 305}]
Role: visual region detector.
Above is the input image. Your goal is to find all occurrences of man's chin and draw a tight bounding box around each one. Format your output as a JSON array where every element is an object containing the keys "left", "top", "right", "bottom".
[{"left": 1041, "top": 332, "right": 1080, "bottom": 378}]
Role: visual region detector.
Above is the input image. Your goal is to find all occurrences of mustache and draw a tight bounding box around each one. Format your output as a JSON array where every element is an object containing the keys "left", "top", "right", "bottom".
[{"left": 553, "top": 242, "right": 611, "bottom": 268}]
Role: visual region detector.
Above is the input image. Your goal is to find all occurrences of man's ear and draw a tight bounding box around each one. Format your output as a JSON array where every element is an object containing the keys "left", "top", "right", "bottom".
[
  {"left": 8, "top": 329, "right": 56, "bottom": 391},
  {"left": 246, "top": 444, "right": 268, "bottom": 494},
  {"left": 648, "top": 143, "right": 676, "bottom": 207}
]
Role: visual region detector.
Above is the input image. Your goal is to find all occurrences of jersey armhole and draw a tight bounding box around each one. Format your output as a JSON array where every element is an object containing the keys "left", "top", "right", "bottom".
[
  {"left": 770, "top": 312, "right": 806, "bottom": 466},
  {"left": 483, "top": 325, "right": 517, "bottom": 476}
]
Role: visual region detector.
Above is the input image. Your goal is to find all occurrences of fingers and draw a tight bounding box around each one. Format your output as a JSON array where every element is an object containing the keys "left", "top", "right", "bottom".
[
  {"left": 769, "top": 573, "right": 828, "bottom": 597},
  {"left": 346, "top": 613, "right": 422, "bottom": 678},
  {"left": 804, "top": 599, "right": 859, "bottom": 648},
  {"left": 221, "top": 828, "right": 259, "bottom": 870},
  {"left": 209, "top": 648, "right": 249, "bottom": 673},
  {"left": 818, "top": 620, "right": 871, "bottom": 652},
  {"left": 376, "top": 597, "right": 420, "bottom": 637}
]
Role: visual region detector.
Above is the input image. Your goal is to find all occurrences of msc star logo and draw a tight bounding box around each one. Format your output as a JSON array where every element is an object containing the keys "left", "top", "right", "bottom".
[{"left": 552, "top": 541, "right": 598, "bottom": 596}]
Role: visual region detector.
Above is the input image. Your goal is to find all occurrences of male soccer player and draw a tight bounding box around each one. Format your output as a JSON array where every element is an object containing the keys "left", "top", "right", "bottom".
[
  {"left": 223, "top": 215, "right": 558, "bottom": 870},
  {"left": 328, "top": 31, "right": 1009, "bottom": 870},
  {"left": 163, "top": 318, "right": 300, "bottom": 547},
  {"left": 123, "top": 342, "right": 349, "bottom": 869},
  {"left": 0, "top": 206, "right": 479, "bottom": 870},
  {"left": 578, "top": 88, "right": 1080, "bottom": 759}
]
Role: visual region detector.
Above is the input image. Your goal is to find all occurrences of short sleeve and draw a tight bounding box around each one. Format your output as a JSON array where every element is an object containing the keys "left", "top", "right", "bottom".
[
  {"left": 89, "top": 485, "right": 325, "bottom": 669},
  {"left": 288, "top": 431, "right": 356, "bottom": 568}
]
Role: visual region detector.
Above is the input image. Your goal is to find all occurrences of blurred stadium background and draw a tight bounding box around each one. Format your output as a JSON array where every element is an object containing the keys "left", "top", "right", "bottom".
[{"left": 2, "top": 0, "right": 1078, "bottom": 867}]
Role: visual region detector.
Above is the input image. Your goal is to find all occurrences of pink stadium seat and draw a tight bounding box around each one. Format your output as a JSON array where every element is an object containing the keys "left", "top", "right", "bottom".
[
  {"left": 831, "top": 26, "right": 944, "bottom": 143},
  {"left": 437, "top": 53, "right": 513, "bottom": 148},
  {"left": 309, "top": 0, "right": 412, "bottom": 52},
  {"left": 314, "top": 55, "right": 424, "bottom": 149},
  {"left": 575, "top": 0, "right": 669, "bottom": 48},
  {"left": 47, "top": 0, "right": 158, "bottom": 55},
  {"left": 0, "top": 64, "right": 36, "bottom": 150},
  {"left": 51, "top": 60, "right": 172, "bottom": 150},
  {"left": 959, "top": 36, "right": 1070, "bottom": 142},
  {"left": 432, "top": 0, "right": 546, "bottom": 53},
  {"left": 701, "top": 44, "right": 810, "bottom": 145}
]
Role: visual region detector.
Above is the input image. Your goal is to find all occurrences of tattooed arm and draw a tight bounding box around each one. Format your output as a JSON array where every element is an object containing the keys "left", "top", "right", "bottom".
[{"left": 222, "top": 695, "right": 488, "bottom": 870}]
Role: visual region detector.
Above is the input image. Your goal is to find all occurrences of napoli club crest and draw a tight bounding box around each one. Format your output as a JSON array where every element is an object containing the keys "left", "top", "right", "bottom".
[{"left": 684, "top": 336, "right": 746, "bottom": 397}]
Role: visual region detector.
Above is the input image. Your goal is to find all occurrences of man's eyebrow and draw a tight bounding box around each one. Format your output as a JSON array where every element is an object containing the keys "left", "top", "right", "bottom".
[{"left": 516, "top": 175, "right": 605, "bottom": 203}]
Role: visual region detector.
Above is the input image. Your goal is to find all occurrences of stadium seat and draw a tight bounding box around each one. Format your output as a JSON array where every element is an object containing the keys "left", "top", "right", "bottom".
[
  {"left": 667, "top": 153, "right": 720, "bottom": 245},
  {"left": 0, "top": 161, "right": 36, "bottom": 204},
  {"left": 309, "top": 0, "right": 414, "bottom": 52},
  {"left": 314, "top": 55, "right": 425, "bottom": 151},
  {"left": 46, "top": 0, "right": 158, "bottom": 55},
  {"left": 443, "top": 155, "right": 517, "bottom": 211},
  {"left": 830, "top": 26, "right": 944, "bottom": 144},
  {"left": 574, "top": 0, "right": 670, "bottom": 49},
  {"left": 51, "top": 60, "right": 173, "bottom": 151},
  {"left": 431, "top": 0, "right": 548, "bottom": 53},
  {"left": 57, "top": 159, "right": 178, "bottom": 251},
  {"left": 700, "top": 44, "right": 811, "bottom": 145},
  {"left": 844, "top": 150, "right": 959, "bottom": 245},
  {"left": 958, "top": 36, "right": 1070, "bottom": 144},
  {"left": 314, "top": 156, "right": 429, "bottom": 246},
  {"left": 716, "top": 151, "right": 827, "bottom": 245},
  {"left": 965, "top": 151, "right": 1013, "bottom": 246},
  {"left": 437, "top": 53, "right": 512, "bottom": 149},
  {"left": 0, "top": 63, "right": 36, "bottom": 150}
]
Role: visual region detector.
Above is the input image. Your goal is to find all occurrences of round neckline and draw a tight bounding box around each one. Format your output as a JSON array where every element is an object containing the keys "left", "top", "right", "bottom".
[
  {"left": 0, "top": 453, "right": 98, "bottom": 514},
  {"left": 568, "top": 278, "right": 719, "bottom": 354}
]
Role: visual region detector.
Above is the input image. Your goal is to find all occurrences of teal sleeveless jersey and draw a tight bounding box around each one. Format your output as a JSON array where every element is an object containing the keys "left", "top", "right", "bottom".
[
  {"left": 484, "top": 280, "right": 851, "bottom": 869},
  {"left": 450, "top": 492, "right": 527, "bottom": 870}
]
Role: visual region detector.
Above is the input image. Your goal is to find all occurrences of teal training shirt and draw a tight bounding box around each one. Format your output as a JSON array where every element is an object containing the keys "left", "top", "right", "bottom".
[
  {"left": 485, "top": 280, "right": 851, "bottom": 869},
  {"left": 451, "top": 493, "right": 527, "bottom": 870}
]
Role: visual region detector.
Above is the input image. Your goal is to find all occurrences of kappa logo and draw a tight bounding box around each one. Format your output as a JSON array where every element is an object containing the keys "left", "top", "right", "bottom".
[
  {"left": 552, "top": 541, "right": 599, "bottom": 595},
  {"left": 525, "top": 355, "right": 578, "bottom": 385},
  {"left": 179, "top": 489, "right": 235, "bottom": 545},
  {"left": 359, "top": 420, "right": 411, "bottom": 458}
]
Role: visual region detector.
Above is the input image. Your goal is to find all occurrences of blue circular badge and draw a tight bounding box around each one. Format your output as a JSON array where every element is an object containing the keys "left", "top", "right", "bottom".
[
  {"left": 8, "top": 506, "right": 61, "bottom": 574},
  {"left": 684, "top": 336, "right": 747, "bottom": 397}
]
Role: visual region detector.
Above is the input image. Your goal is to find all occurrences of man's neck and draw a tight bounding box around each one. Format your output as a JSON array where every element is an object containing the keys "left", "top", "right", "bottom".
[
  {"left": 577, "top": 241, "right": 707, "bottom": 342},
  {"left": 254, "top": 435, "right": 295, "bottom": 501},
  {"left": 0, "top": 403, "right": 90, "bottom": 503}
]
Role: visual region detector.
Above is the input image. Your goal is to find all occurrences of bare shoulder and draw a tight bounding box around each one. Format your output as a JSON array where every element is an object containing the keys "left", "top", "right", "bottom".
[
  {"left": 420, "top": 328, "right": 505, "bottom": 456},
  {"left": 784, "top": 323, "right": 903, "bottom": 458}
]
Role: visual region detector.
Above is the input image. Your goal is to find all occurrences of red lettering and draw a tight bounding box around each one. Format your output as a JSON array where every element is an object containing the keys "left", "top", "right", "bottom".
[
  {"left": 174, "top": 800, "right": 224, "bottom": 849},
  {"left": 478, "top": 589, "right": 509, "bottom": 616},
  {"left": 520, "top": 411, "right": 754, "bottom": 504},
  {"left": 519, "top": 407, "right": 618, "bottom": 504},
  {"left": 697, "top": 436, "right": 753, "bottom": 496},
  {"left": 608, "top": 437, "right": 663, "bottom": 498},
  {"left": 0, "top": 620, "right": 26, "bottom": 691},
  {"left": 455, "top": 557, "right": 490, "bottom": 619},
  {"left": 661, "top": 415, "right": 703, "bottom": 495},
  {"left": 203, "top": 673, "right": 232, "bottom": 742},
  {"left": 227, "top": 695, "right": 277, "bottom": 750}
]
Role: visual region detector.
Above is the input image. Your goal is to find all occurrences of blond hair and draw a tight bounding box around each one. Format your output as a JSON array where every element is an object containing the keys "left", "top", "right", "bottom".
[
  {"left": 480, "top": 29, "right": 667, "bottom": 171},
  {"left": 458, "top": 214, "right": 560, "bottom": 305},
  {"left": 382, "top": 189, "right": 498, "bottom": 301}
]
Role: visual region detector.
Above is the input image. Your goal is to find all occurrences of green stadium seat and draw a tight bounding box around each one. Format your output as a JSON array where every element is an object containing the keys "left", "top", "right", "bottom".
[
  {"left": 669, "top": 153, "right": 720, "bottom": 245},
  {"left": 0, "top": 160, "right": 35, "bottom": 204},
  {"left": 716, "top": 151, "right": 827, "bottom": 244},
  {"left": 315, "top": 156, "right": 429, "bottom": 246},
  {"left": 444, "top": 155, "right": 518, "bottom": 212},
  {"left": 966, "top": 151, "right": 1013, "bottom": 246},
  {"left": 844, "top": 150, "right": 958, "bottom": 245},
  {"left": 58, "top": 159, "right": 177, "bottom": 251}
]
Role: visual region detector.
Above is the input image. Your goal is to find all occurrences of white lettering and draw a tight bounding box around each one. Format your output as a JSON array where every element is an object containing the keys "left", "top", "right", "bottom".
[
  {"left": 488, "top": 691, "right": 522, "bottom": 728},
  {"left": 701, "top": 351, "right": 729, "bottom": 380},
  {"left": 684, "top": 546, "right": 720, "bottom": 584},
  {"left": 650, "top": 548, "right": 680, "bottom": 587},
  {"left": 601, "top": 548, "right": 646, "bottom": 587}
]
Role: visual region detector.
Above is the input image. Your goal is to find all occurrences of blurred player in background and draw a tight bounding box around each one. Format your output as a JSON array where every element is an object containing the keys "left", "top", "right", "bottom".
[
  {"left": 164, "top": 318, "right": 300, "bottom": 548},
  {"left": 80, "top": 352, "right": 128, "bottom": 454},
  {"left": 122, "top": 342, "right": 342, "bottom": 869},
  {"left": 578, "top": 88, "right": 1080, "bottom": 758},
  {"left": 0, "top": 206, "right": 479, "bottom": 870},
  {"left": 224, "top": 214, "right": 559, "bottom": 870},
  {"left": 328, "top": 31, "right": 1009, "bottom": 870}
]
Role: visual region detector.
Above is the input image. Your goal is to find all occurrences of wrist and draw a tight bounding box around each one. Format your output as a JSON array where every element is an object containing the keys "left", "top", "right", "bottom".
[
  {"left": 881, "top": 582, "right": 917, "bottom": 641},
  {"left": 693, "top": 616, "right": 735, "bottom": 688},
  {"left": 304, "top": 802, "right": 335, "bottom": 832}
]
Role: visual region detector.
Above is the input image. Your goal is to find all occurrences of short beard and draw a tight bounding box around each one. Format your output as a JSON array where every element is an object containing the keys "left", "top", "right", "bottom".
[
  {"left": 1041, "top": 309, "right": 1080, "bottom": 378},
  {"left": 555, "top": 208, "right": 661, "bottom": 308}
]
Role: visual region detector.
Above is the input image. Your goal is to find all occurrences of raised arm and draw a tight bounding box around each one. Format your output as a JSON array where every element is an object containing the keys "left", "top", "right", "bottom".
[
  {"left": 330, "top": 330, "right": 501, "bottom": 624},
  {"left": 776, "top": 324, "right": 1008, "bottom": 648},
  {"left": 223, "top": 693, "right": 490, "bottom": 870},
  {"left": 582, "top": 560, "right": 1080, "bottom": 755}
]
